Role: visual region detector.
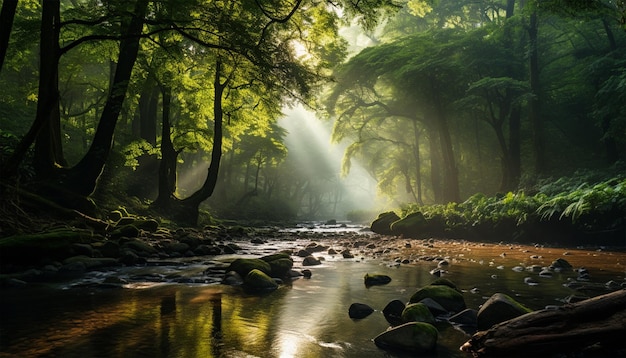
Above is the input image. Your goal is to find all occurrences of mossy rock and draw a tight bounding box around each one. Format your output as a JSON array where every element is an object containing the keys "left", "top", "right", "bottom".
[
  {"left": 121, "top": 239, "right": 158, "bottom": 255},
  {"left": 227, "top": 258, "right": 272, "bottom": 277},
  {"left": 401, "top": 303, "right": 436, "bottom": 325},
  {"left": 0, "top": 229, "right": 94, "bottom": 250},
  {"left": 244, "top": 269, "right": 278, "bottom": 293},
  {"left": 63, "top": 255, "right": 118, "bottom": 270},
  {"left": 477, "top": 293, "right": 533, "bottom": 330},
  {"left": 132, "top": 219, "right": 159, "bottom": 232},
  {"left": 260, "top": 253, "right": 291, "bottom": 262},
  {"left": 266, "top": 258, "right": 293, "bottom": 278},
  {"left": 109, "top": 225, "right": 140, "bottom": 239},
  {"left": 430, "top": 278, "right": 461, "bottom": 292},
  {"left": 409, "top": 285, "right": 466, "bottom": 313},
  {"left": 390, "top": 212, "right": 428, "bottom": 238},
  {"left": 371, "top": 211, "right": 401, "bottom": 235},
  {"left": 373, "top": 322, "right": 438, "bottom": 353}
]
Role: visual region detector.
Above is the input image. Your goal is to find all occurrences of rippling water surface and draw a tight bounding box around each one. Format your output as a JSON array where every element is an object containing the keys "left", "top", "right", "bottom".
[{"left": 1, "top": 232, "right": 625, "bottom": 357}]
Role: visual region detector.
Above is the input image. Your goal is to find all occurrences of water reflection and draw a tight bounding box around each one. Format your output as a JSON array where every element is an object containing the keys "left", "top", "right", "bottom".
[{"left": 2, "top": 247, "right": 625, "bottom": 357}]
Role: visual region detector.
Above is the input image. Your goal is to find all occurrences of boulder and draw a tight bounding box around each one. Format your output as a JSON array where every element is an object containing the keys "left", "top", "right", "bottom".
[
  {"left": 266, "top": 258, "right": 294, "bottom": 278},
  {"left": 383, "top": 299, "right": 406, "bottom": 326},
  {"left": 418, "top": 297, "right": 448, "bottom": 316},
  {"left": 364, "top": 273, "right": 392, "bottom": 286},
  {"left": 370, "top": 211, "right": 401, "bottom": 236},
  {"left": 302, "top": 255, "right": 322, "bottom": 266},
  {"left": 348, "top": 303, "right": 374, "bottom": 319},
  {"left": 550, "top": 258, "right": 573, "bottom": 271},
  {"left": 373, "top": 322, "right": 438, "bottom": 353},
  {"left": 448, "top": 308, "right": 478, "bottom": 326},
  {"left": 409, "top": 285, "right": 466, "bottom": 313},
  {"left": 243, "top": 269, "right": 278, "bottom": 292},
  {"left": 477, "top": 293, "right": 533, "bottom": 330},
  {"left": 227, "top": 258, "right": 272, "bottom": 277},
  {"left": 390, "top": 212, "right": 428, "bottom": 238},
  {"left": 401, "top": 303, "right": 436, "bottom": 325}
]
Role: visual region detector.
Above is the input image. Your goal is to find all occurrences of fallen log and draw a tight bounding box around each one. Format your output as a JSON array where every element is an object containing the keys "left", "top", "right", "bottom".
[{"left": 461, "top": 289, "right": 626, "bottom": 357}]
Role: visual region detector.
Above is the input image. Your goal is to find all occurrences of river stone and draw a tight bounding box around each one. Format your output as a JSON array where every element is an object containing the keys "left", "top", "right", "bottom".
[
  {"left": 389, "top": 212, "right": 428, "bottom": 238},
  {"left": 165, "top": 242, "right": 190, "bottom": 254},
  {"left": 348, "top": 303, "right": 374, "bottom": 319},
  {"left": 550, "top": 258, "right": 573, "bottom": 271},
  {"left": 401, "top": 303, "right": 436, "bottom": 325},
  {"left": 373, "top": 322, "right": 438, "bottom": 353},
  {"left": 227, "top": 258, "right": 272, "bottom": 276},
  {"left": 477, "top": 293, "right": 533, "bottom": 330},
  {"left": 370, "top": 211, "right": 401, "bottom": 235},
  {"left": 409, "top": 285, "right": 466, "bottom": 313},
  {"left": 223, "top": 271, "right": 244, "bottom": 285},
  {"left": 302, "top": 255, "right": 322, "bottom": 266},
  {"left": 266, "top": 258, "right": 294, "bottom": 278},
  {"left": 448, "top": 308, "right": 478, "bottom": 326},
  {"left": 429, "top": 278, "right": 460, "bottom": 291},
  {"left": 383, "top": 299, "right": 406, "bottom": 326},
  {"left": 364, "top": 273, "right": 392, "bottom": 286},
  {"left": 121, "top": 239, "right": 157, "bottom": 256},
  {"left": 243, "top": 269, "right": 278, "bottom": 292},
  {"left": 418, "top": 297, "right": 448, "bottom": 316},
  {"left": 110, "top": 224, "right": 140, "bottom": 239}
]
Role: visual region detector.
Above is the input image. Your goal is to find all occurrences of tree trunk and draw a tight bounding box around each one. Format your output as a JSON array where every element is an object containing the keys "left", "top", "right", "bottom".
[
  {"left": 528, "top": 10, "right": 545, "bottom": 174},
  {"left": 461, "top": 289, "right": 626, "bottom": 357},
  {"left": 152, "top": 60, "right": 227, "bottom": 226},
  {"left": 412, "top": 119, "right": 423, "bottom": 205},
  {"left": 1, "top": 0, "right": 60, "bottom": 179},
  {"left": 153, "top": 84, "right": 178, "bottom": 207},
  {"left": 0, "top": 0, "right": 18, "bottom": 73},
  {"left": 59, "top": 0, "right": 148, "bottom": 196},
  {"left": 431, "top": 80, "right": 460, "bottom": 203},
  {"left": 136, "top": 75, "right": 159, "bottom": 145}
]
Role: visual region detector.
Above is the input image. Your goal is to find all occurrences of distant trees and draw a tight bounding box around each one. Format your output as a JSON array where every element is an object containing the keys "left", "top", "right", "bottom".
[
  {"left": 0, "top": 0, "right": 400, "bottom": 224},
  {"left": 326, "top": 0, "right": 626, "bottom": 205}
]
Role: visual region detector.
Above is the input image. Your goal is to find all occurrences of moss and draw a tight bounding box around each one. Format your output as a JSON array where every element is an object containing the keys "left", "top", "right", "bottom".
[{"left": 409, "top": 285, "right": 466, "bottom": 313}]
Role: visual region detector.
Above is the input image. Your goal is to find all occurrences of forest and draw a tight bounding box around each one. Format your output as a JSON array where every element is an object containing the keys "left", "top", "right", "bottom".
[{"left": 0, "top": 0, "right": 625, "bottom": 239}]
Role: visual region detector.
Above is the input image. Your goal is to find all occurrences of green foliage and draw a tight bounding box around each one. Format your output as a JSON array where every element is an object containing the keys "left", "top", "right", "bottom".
[{"left": 401, "top": 167, "right": 626, "bottom": 238}]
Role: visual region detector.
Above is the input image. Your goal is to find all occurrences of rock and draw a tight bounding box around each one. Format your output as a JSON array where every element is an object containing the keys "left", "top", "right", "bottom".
[
  {"left": 223, "top": 271, "right": 244, "bottom": 285},
  {"left": 448, "top": 308, "right": 478, "bottom": 326},
  {"left": 71, "top": 243, "right": 94, "bottom": 256},
  {"left": 121, "top": 239, "right": 157, "bottom": 256},
  {"left": 265, "top": 257, "right": 293, "bottom": 278},
  {"left": 243, "top": 269, "right": 278, "bottom": 292},
  {"left": 389, "top": 212, "right": 428, "bottom": 238},
  {"left": 550, "top": 258, "right": 573, "bottom": 271},
  {"left": 110, "top": 224, "right": 140, "bottom": 239},
  {"left": 401, "top": 303, "right": 436, "bottom": 325},
  {"left": 418, "top": 297, "right": 448, "bottom": 316},
  {"left": 370, "top": 211, "right": 401, "bottom": 236},
  {"left": 477, "top": 293, "right": 533, "bottom": 330},
  {"left": 348, "top": 303, "right": 375, "bottom": 319},
  {"left": 373, "top": 322, "right": 438, "bottom": 353},
  {"left": 296, "top": 249, "right": 312, "bottom": 257},
  {"left": 165, "top": 242, "right": 190, "bottom": 254},
  {"left": 383, "top": 299, "right": 406, "bottom": 326},
  {"left": 409, "top": 285, "right": 466, "bottom": 313},
  {"left": 524, "top": 276, "right": 539, "bottom": 285},
  {"left": 119, "top": 249, "right": 140, "bottom": 265},
  {"left": 364, "top": 273, "right": 392, "bottom": 286},
  {"left": 328, "top": 248, "right": 338, "bottom": 255},
  {"left": 63, "top": 255, "right": 118, "bottom": 270},
  {"left": 341, "top": 250, "right": 354, "bottom": 259},
  {"left": 430, "top": 278, "right": 460, "bottom": 291},
  {"left": 301, "top": 269, "right": 312, "bottom": 278},
  {"left": 227, "top": 258, "right": 272, "bottom": 277},
  {"left": 302, "top": 255, "right": 322, "bottom": 266},
  {"left": 99, "top": 241, "right": 120, "bottom": 257},
  {"left": 539, "top": 269, "right": 553, "bottom": 278}
]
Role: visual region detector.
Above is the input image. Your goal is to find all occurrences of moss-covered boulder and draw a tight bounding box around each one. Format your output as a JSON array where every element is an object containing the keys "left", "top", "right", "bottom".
[
  {"left": 0, "top": 229, "right": 96, "bottom": 264},
  {"left": 109, "top": 224, "right": 140, "bottom": 239},
  {"left": 371, "top": 211, "right": 401, "bottom": 235},
  {"left": 227, "top": 258, "right": 272, "bottom": 277},
  {"left": 409, "top": 284, "right": 466, "bottom": 313},
  {"left": 477, "top": 293, "right": 533, "bottom": 330},
  {"left": 260, "top": 253, "right": 294, "bottom": 277},
  {"left": 120, "top": 238, "right": 158, "bottom": 256},
  {"left": 401, "top": 303, "right": 436, "bottom": 325},
  {"left": 244, "top": 269, "right": 278, "bottom": 293},
  {"left": 390, "top": 212, "right": 428, "bottom": 238},
  {"left": 373, "top": 322, "right": 438, "bottom": 353}
]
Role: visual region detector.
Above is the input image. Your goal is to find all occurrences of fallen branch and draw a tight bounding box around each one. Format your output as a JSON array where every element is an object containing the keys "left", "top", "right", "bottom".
[{"left": 461, "top": 289, "right": 626, "bottom": 357}]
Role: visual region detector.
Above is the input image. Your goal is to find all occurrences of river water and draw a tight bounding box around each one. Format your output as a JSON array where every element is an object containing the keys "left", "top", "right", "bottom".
[{"left": 1, "top": 228, "right": 625, "bottom": 357}]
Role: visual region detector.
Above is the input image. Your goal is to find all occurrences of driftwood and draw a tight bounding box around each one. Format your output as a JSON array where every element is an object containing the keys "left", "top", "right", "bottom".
[{"left": 461, "top": 289, "right": 626, "bottom": 357}]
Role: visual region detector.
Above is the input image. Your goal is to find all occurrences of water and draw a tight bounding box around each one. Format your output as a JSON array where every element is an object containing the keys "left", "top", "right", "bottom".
[{"left": 1, "top": 236, "right": 625, "bottom": 358}]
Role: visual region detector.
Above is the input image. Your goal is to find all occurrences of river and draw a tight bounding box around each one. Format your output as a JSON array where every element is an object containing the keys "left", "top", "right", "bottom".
[{"left": 1, "top": 227, "right": 625, "bottom": 357}]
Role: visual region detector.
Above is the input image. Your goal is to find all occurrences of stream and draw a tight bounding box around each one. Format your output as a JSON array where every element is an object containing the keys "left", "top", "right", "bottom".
[{"left": 1, "top": 226, "right": 625, "bottom": 357}]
